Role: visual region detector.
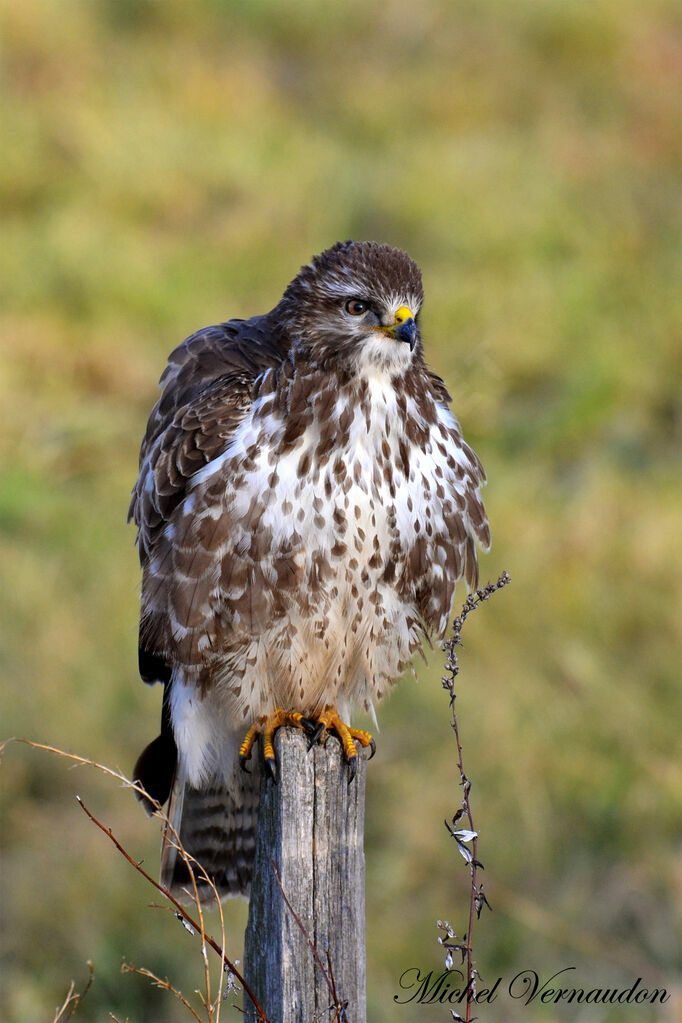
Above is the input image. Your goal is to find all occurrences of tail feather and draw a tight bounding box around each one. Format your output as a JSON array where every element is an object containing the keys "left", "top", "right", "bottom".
[
  {"left": 133, "top": 732, "right": 177, "bottom": 814},
  {"left": 161, "top": 764, "right": 261, "bottom": 903},
  {"left": 133, "top": 680, "right": 177, "bottom": 815}
]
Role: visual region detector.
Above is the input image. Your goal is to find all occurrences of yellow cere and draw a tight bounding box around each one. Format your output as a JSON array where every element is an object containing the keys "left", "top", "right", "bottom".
[{"left": 393, "top": 305, "right": 414, "bottom": 325}]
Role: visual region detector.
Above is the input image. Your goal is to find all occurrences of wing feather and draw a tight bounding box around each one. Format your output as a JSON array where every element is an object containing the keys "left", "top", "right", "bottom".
[{"left": 129, "top": 314, "right": 286, "bottom": 563}]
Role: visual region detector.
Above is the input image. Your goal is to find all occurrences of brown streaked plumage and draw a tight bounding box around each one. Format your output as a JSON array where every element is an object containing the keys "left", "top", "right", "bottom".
[{"left": 130, "top": 240, "right": 490, "bottom": 901}]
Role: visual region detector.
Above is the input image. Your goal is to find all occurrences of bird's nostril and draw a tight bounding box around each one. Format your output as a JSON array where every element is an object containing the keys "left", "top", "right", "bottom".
[{"left": 393, "top": 305, "right": 413, "bottom": 326}]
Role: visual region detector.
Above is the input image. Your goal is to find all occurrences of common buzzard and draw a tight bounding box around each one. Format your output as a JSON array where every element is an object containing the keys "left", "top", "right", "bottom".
[{"left": 130, "top": 241, "right": 490, "bottom": 899}]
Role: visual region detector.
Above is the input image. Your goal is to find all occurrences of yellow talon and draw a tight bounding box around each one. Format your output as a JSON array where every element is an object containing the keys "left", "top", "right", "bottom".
[
  {"left": 238, "top": 722, "right": 261, "bottom": 763},
  {"left": 239, "top": 709, "right": 306, "bottom": 781},
  {"left": 238, "top": 705, "right": 375, "bottom": 784},
  {"left": 305, "top": 705, "right": 376, "bottom": 782}
]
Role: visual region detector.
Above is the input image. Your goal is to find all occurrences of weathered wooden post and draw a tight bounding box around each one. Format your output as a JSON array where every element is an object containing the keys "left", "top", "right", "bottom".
[{"left": 244, "top": 727, "right": 367, "bottom": 1022}]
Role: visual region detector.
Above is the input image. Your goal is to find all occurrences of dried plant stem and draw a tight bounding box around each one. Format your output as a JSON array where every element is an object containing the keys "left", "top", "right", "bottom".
[
  {"left": 121, "top": 962, "right": 203, "bottom": 1022},
  {"left": 76, "top": 796, "right": 267, "bottom": 1021},
  {"left": 270, "top": 860, "right": 347, "bottom": 1020},
  {"left": 452, "top": 699, "right": 479, "bottom": 1015},
  {"left": 0, "top": 737, "right": 269, "bottom": 1023},
  {"left": 51, "top": 961, "right": 94, "bottom": 1023},
  {"left": 441, "top": 572, "right": 510, "bottom": 1022}
]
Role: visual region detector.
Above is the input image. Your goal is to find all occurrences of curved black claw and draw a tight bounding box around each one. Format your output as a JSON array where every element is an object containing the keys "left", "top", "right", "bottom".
[
  {"left": 265, "top": 756, "right": 278, "bottom": 783},
  {"left": 367, "top": 737, "right": 377, "bottom": 760},
  {"left": 301, "top": 718, "right": 326, "bottom": 751},
  {"left": 239, "top": 754, "right": 250, "bottom": 774},
  {"left": 347, "top": 755, "right": 358, "bottom": 784}
]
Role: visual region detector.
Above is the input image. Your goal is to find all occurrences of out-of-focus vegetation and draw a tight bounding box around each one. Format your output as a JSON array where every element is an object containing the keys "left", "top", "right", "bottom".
[{"left": 1, "top": 1, "right": 680, "bottom": 1020}]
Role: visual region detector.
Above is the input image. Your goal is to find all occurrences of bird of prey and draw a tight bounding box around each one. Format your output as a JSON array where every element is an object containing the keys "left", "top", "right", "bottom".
[{"left": 130, "top": 241, "right": 490, "bottom": 900}]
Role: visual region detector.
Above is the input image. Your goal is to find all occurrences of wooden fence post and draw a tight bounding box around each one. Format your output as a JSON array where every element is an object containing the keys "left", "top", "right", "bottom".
[{"left": 244, "top": 727, "right": 367, "bottom": 1023}]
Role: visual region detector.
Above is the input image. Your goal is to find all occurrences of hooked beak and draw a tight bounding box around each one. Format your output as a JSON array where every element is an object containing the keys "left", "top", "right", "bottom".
[{"left": 381, "top": 305, "right": 418, "bottom": 351}]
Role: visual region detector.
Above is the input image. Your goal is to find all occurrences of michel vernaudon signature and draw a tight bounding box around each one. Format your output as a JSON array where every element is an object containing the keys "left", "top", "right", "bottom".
[{"left": 394, "top": 966, "right": 671, "bottom": 1008}]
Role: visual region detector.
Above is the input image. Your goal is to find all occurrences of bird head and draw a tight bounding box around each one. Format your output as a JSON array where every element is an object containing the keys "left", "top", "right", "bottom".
[{"left": 277, "top": 241, "right": 424, "bottom": 372}]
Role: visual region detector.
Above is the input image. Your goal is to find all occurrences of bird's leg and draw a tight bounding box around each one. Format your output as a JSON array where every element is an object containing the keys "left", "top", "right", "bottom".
[
  {"left": 302, "top": 704, "right": 376, "bottom": 783},
  {"left": 238, "top": 709, "right": 306, "bottom": 782}
]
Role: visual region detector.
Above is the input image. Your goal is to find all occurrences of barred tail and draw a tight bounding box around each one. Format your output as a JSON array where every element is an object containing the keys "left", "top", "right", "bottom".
[
  {"left": 160, "top": 762, "right": 261, "bottom": 903},
  {"left": 134, "top": 727, "right": 260, "bottom": 903}
]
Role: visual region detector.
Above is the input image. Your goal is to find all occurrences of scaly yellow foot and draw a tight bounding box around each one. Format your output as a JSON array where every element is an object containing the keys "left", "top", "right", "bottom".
[
  {"left": 302, "top": 704, "right": 376, "bottom": 783},
  {"left": 238, "top": 709, "right": 306, "bottom": 781}
]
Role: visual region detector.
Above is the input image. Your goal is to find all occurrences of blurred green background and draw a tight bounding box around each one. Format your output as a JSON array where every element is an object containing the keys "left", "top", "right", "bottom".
[{"left": 1, "top": 1, "right": 680, "bottom": 1020}]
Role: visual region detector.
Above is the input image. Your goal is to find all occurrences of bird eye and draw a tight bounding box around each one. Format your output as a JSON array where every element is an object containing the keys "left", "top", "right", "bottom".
[{"left": 345, "top": 299, "right": 368, "bottom": 316}]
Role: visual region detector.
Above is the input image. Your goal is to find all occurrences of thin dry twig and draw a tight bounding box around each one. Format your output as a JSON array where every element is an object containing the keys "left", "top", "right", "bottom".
[
  {"left": 121, "top": 961, "right": 203, "bottom": 1022},
  {"left": 51, "top": 961, "right": 94, "bottom": 1023},
  {"left": 1, "top": 737, "right": 269, "bottom": 1023},
  {"left": 440, "top": 572, "right": 510, "bottom": 1022},
  {"left": 270, "top": 860, "right": 348, "bottom": 1021},
  {"left": 76, "top": 796, "right": 268, "bottom": 1021}
]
